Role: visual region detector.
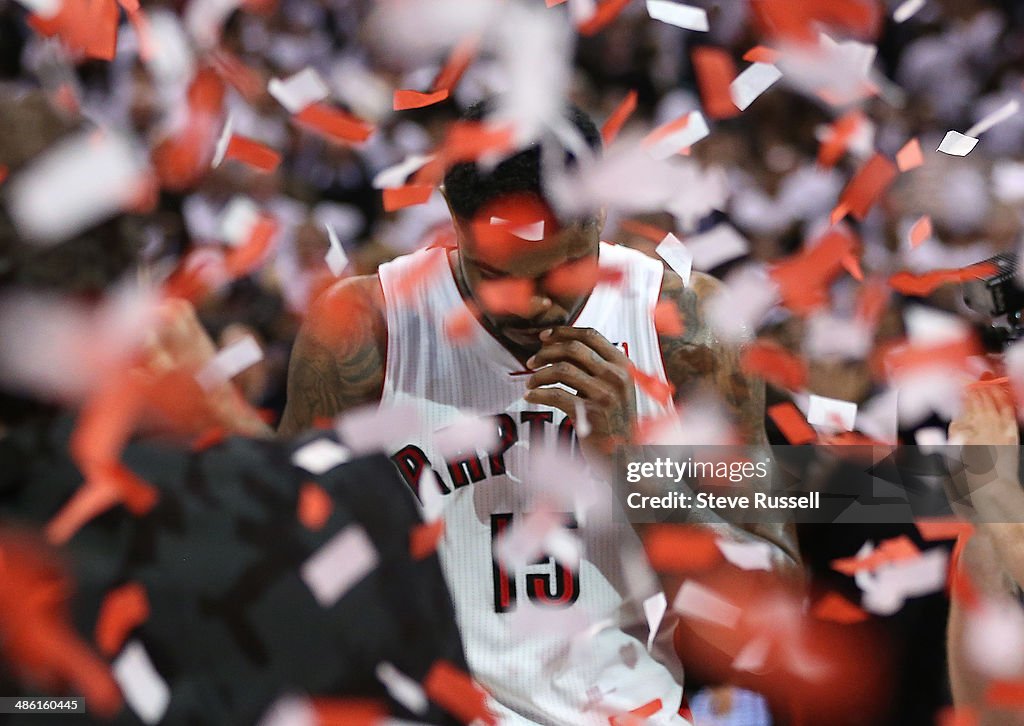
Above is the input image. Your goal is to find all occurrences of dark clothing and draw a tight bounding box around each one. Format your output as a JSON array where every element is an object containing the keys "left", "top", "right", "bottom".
[{"left": 0, "top": 417, "right": 467, "bottom": 725}]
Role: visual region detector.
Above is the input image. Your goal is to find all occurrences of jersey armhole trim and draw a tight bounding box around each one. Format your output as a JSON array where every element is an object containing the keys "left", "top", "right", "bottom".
[{"left": 652, "top": 264, "right": 675, "bottom": 407}]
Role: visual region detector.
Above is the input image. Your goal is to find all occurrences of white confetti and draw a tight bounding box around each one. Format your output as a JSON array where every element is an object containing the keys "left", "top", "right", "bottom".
[
  {"left": 893, "top": 0, "right": 925, "bottom": 23},
  {"left": 113, "top": 641, "right": 171, "bottom": 725},
  {"left": 705, "top": 264, "right": 780, "bottom": 343},
  {"left": 655, "top": 233, "right": 693, "bottom": 285},
  {"left": 301, "top": 524, "right": 378, "bottom": 607},
  {"left": 417, "top": 467, "right": 447, "bottom": 522},
  {"left": 646, "top": 0, "right": 709, "bottom": 31},
  {"left": 732, "top": 635, "right": 772, "bottom": 673},
  {"left": 914, "top": 426, "right": 947, "bottom": 453},
  {"left": 336, "top": 403, "right": 423, "bottom": 454},
  {"left": 291, "top": 439, "right": 352, "bottom": 475},
  {"left": 965, "top": 600, "right": 1024, "bottom": 679},
  {"left": 212, "top": 114, "right": 233, "bottom": 168},
  {"left": 218, "top": 196, "right": 261, "bottom": 246},
  {"left": 717, "top": 539, "right": 774, "bottom": 571},
  {"left": 730, "top": 63, "right": 783, "bottom": 111},
  {"left": 936, "top": 130, "right": 979, "bottom": 157},
  {"left": 904, "top": 305, "right": 969, "bottom": 346},
  {"left": 672, "top": 581, "right": 742, "bottom": 628},
  {"left": 195, "top": 334, "right": 263, "bottom": 390},
  {"left": 858, "top": 548, "right": 948, "bottom": 615},
  {"left": 6, "top": 130, "right": 149, "bottom": 246},
  {"left": 643, "top": 592, "right": 667, "bottom": 652},
  {"left": 257, "top": 694, "right": 316, "bottom": 726},
  {"left": 13, "top": 0, "right": 59, "bottom": 18},
  {"left": 376, "top": 662, "right": 429, "bottom": 715},
  {"left": 268, "top": 67, "right": 330, "bottom": 114},
  {"left": 434, "top": 414, "right": 500, "bottom": 459},
  {"left": 648, "top": 110, "right": 710, "bottom": 160},
  {"left": 685, "top": 223, "right": 749, "bottom": 271},
  {"left": 806, "top": 394, "right": 858, "bottom": 432},
  {"left": 966, "top": 99, "right": 1021, "bottom": 138},
  {"left": 494, "top": 509, "right": 567, "bottom": 570},
  {"left": 324, "top": 223, "right": 350, "bottom": 277},
  {"left": 372, "top": 154, "right": 435, "bottom": 189}
]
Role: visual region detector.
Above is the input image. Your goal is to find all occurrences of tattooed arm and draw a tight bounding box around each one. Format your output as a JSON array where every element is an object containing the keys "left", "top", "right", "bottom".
[
  {"left": 657, "top": 269, "right": 803, "bottom": 576},
  {"left": 278, "top": 276, "right": 387, "bottom": 437}
]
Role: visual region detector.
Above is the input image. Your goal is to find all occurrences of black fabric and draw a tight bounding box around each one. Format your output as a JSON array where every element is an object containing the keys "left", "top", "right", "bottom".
[{"left": 0, "top": 417, "right": 468, "bottom": 725}]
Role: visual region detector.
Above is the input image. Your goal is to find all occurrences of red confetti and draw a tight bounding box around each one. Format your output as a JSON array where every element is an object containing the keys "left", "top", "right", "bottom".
[
  {"left": 294, "top": 103, "right": 374, "bottom": 144},
  {"left": 30, "top": 0, "right": 119, "bottom": 62},
  {"left": 643, "top": 113, "right": 690, "bottom": 149},
  {"left": 191, "top": 426, "right": 227, "bottom": 451},
  {"left": 410, "top": 519, "right": 446, "bottom": 560},
  {"left": 628, "top": 364, "right": 675, "bottom": 405},
  {"left": 0, "top": 164, "right": 7, "bottom": 185},
  {"left": 915, "top": 518, "right": 974, "bottom": 542},
  {"left": 601, "top": 89, "right": 638, "bottom": 146},
  {"left": 743, "top": 45, "right": 781, "bottom": 64},
  {"left": 444, "top": 306, "right": 478, "bottom": 344},
  {"left": 740, "top": 341, "right": 807, "bottom": 391},
  {"left": 768, "top": 402, "right": 817, "bottom": 444},
  {"left": 209, "top": 49, "right": 265, "bottom": 103},
  {"left": 383, "top": 185, "right": 435, "bottom": 212},
  {"left": 817, "top": 110, "right": 864, "bottom": 168},
  {"left": 831, "top": 535, "right": 921, "bottom": 575},
  {"left": 936, "top": 706, "right": 979, "bottom": 726},
  {"left": 423, "top": 660, "right": 497, "bottom": 725},
  {"left": 874, "top": 336, "right": 981, "bottom": 380},
  {"left": 855, "top": 277, "right": 890, "bottom": 329},
  {"left": 477, "top": 279, "right": 535, "bottom": 317},
  {"left": 692, "top": 47, "right": 740, "bottom": 119},
  {"left": 985, "top": 680, "right": 1024, "bottom": 709},
  {"left": 841, "top": 252, "right": 864, "bottom": 282},
  {"left": 224, "top": 214, "right": 279, "bottom": 278},
  {"left": 95, "top": 582, "right": 149, "bottom": 657},
  {"left": 394, "top": 36, "right": 476, "bottom": 111},
  {"left": 949, "top": 531, "right": 980, "bottom": 608},
  {"left": 393, "top": 89, "right": 450, "bottom": 111},
  {"left": 909, "top": 216, "right": 932, "bottom": 248},
  {"left": 151, "top": 69, "right": 226, "bottom": 191},
  {"left": 545, "top": 257, "right": 600, "bottom": 297},
  {"left": 896, "top": 137, "right": 924, "bottom": 172},
  {"left": 610, "top": 698, "right": 664, "bottom": 725},
  {"left": 0, "top": 530, "right": 122, "bottom": 718},
  {"left": 750, "top": 0, "right": 882, "bottom": 45},
  {"left": 223, "top": 134, "right": 281, "bottom": 173},
  {"left": 298, "top": 482, "right": 333, "bottom": 531},
  {"left": 811, "top": 592, "right": 869, "bottom": 624},
  {"left": 643, "top": 525, "right": 722, "bottom": 573},
  {"left": 577, "top": 0, "right": 632, "bottom": 36},
  {"left": 312, "top": 698, "right": 389, "bottom": 725},
  {"left": 888, "top": 262, "right": 998, "bottom": 297},
  {"left": 834, "top": 153, "right": 898, "bottom": 222},
  {"left": 653, "top": 301, "right": 685, "bottom": 337},
  {"left": 769, "top": 225, "right": 857, "bottom": 315}
]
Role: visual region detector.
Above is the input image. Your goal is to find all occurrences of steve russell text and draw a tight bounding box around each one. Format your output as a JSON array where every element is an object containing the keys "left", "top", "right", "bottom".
[{"left": 624, "top": 456, "right": 820, "bottom": 510}]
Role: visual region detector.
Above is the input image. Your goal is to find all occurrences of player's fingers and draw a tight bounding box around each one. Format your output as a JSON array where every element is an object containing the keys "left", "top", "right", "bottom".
[
  {"left": 526, "top": 362, "right": 617, "bottom": 406},
  {"left": 541, "top": 326, "right": 627, "bottom": 365},
  {"left": 523, "top": 386, "right": 577, "bottom": 420},
  {"left": 528, "top": 341, "right": 632, "bottom": 392}
]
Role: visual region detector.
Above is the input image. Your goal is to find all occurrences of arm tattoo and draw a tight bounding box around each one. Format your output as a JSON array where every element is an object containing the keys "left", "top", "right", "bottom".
[
  {"left": 278, "top": 278, "right": 386, "bottom": 437},
  {"left": 656, "top": 270, "right": 803, "bottom": 575}
]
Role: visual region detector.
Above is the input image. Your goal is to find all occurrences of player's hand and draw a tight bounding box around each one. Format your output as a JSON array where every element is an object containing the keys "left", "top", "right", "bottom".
[{"left": 524, "top": 326, "right": 637, "bottom": 463}]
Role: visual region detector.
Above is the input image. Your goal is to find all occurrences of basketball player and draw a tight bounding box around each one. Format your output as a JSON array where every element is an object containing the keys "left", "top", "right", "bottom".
[{"left": 279, "top": 104, "right": 801, "bottom": 724}]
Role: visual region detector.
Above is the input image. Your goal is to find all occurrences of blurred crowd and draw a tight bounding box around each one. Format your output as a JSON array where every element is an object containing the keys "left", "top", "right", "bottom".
[{"left": 1, "top": 0, "right": 1021, "bottom": 431}]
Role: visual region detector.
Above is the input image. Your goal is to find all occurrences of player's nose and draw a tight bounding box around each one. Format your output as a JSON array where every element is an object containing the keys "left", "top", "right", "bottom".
[{"left": 521, "top": 290, "right": 554, "bottom": 321}]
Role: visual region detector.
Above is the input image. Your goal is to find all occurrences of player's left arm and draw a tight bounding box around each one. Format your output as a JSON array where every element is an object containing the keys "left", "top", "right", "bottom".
[{"left": 658, "top": 269, "right": 803, "bottom": 574}]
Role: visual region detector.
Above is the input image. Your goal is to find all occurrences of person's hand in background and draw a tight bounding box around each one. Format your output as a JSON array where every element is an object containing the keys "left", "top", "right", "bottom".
[{"left": 948, "top": 382, "right": 1024, "bottom": 592}]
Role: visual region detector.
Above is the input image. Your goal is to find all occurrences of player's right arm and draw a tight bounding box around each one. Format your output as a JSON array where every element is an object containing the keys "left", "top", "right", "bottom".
[{"left": 278, "top": 275, "right": 387, "bottom": 437}]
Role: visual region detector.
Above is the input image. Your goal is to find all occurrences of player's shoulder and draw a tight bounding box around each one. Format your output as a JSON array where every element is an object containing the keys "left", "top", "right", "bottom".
[
  {"left": 658, "top": 268, "right": 721, "bottom": 305},
  {"left": 304, "top": 273, "right": 387, "bottom": 351}
]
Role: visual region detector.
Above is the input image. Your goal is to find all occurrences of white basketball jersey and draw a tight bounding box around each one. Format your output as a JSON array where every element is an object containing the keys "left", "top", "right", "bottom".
[{"left": 378, "top": 243, "right": 690, "bottom": 725}]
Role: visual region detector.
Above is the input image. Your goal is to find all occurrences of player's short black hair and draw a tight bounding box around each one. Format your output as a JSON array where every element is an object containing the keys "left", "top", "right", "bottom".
[{"left": 442, "top": 100, "right": 603, "bottom": 221}]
